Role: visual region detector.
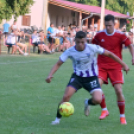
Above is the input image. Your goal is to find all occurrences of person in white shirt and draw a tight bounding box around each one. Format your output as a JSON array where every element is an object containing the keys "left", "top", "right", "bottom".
[
  {"left": 10, "top": 20, "right": 19, "bottom": 32},
  {"left": 45, "top": 31, "right": 129, "bottom": 125},
  {"left": 6, "top": 30, "right": 28, "bottom": 55}
]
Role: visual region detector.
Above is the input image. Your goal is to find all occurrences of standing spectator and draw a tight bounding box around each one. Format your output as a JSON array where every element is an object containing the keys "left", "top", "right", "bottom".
[
  {"left": 47, "top": 23, "right": 55, "bottom": 52},
  {"left": 3, "top": 21, "right": 10, "bottom": 39}
]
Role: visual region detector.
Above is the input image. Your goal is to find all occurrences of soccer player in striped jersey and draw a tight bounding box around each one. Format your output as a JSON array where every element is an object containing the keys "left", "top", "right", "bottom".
[
  {"left": 46, "top": 31, "right": 129, "bottom": 125},
  {"left": 92, "top": 14, "right": 134, "bottom": 124}
]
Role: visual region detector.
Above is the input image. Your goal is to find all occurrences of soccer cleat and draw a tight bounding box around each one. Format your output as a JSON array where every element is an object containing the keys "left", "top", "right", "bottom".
[
  {"left": 51, "top": 120, "right": 60, "bottom": 125},
  {"left": 84, "top": 99, "right": 90, "bottom": 116},
  {"left": 120, "top": 117, "right": 127, "bottom": 125},
  {"left": 99, "top": 110, "right": 109, "bottom": 120}
]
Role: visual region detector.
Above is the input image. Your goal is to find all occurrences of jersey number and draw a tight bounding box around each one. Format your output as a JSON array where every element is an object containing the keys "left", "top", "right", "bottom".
[{"left": 90, "top": 80, "right": 97, "bottom": 88}]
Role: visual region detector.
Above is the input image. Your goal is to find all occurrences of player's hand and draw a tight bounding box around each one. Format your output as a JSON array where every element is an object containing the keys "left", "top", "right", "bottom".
[
  {"left": 45, "top": 76, "right": 53, "bottom": 83},
  {"left": 122, "top": 64, "right": 129, "bottom": 74},
  {"left": 132, "top": 59, "right": 134, "bottom": 65}
]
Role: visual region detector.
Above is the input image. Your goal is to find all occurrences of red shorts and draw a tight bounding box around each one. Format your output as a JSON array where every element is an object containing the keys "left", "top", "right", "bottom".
[{"left": 98, "top": 68, "right": 124, "bottom": 86}]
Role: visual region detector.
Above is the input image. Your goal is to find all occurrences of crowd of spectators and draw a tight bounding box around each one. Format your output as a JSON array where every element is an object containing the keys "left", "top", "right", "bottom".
[{"left": 0, "top": 20, "right": 134, "bottom": 56}]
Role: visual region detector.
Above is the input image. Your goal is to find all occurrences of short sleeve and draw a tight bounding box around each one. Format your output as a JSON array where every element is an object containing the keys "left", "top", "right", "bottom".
[
  {"left": 92, "top": 44, "right": 105, "bottom": 55},
  {"left": 122, "top": 34, "right": 131, "bottom": 46},
  {"left": 47, "top": 27, "right": 51, "bottom": 32},
  {"left": 59, "top": 50, "right": 70, "bottom": 62}
]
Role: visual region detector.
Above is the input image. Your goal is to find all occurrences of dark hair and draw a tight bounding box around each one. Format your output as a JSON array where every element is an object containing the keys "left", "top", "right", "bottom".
[
  {"left": 75, "top": 31, "right": 86, "bottom": 39},
  {"left": 105, "top": 14, "right": 115, "bottom": 23},
  {"left": 50, "top": 23, "right": 54, "bottom": 26}
]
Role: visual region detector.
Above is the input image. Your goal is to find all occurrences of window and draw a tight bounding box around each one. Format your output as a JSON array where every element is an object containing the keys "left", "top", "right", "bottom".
[{"left": 22, "top": 15, "right": 31, "bottom": 26}]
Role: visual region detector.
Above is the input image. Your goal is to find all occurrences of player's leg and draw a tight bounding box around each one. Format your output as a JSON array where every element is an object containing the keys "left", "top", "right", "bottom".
[
  {"left": 109, "top": 70, "right": 126, "bottom": 124},
  {"left": 52, "top": 73, "right": 82, "bottom": 125},
  {"left": 82, "top": 76, "right": 103, "bottom": 116},
  {"left": 84, "top": 89, "right": 102, "bottom": 116},
  {"left": 98, "top": 70, "right": 109, "bottom": 120},
  {"left": 114, "top": 83, "right": 126, "bottom": 124},
  {"left": 51, "top": 86, "right": 76, "bottom": 125}
]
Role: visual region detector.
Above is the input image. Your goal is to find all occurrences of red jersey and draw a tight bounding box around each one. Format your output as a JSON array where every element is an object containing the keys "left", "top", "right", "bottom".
[{"left": 92, "top": 29, "right": 131, "bottom": 69}]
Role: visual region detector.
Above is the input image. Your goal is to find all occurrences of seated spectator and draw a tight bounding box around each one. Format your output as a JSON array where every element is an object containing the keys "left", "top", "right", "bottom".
[
  {"left": 56, "top": 26, "right": 64, "bottom": 52},
  {"left": 17, "top": 29, "right": 28, "bottom": 54},
  {"left": 38, "top": 29, "right": 51, "bottom": 54},
  {"left": 6, "top": 29, "right": 28, "bottom": 56},
  {"left": 86, "top": 29, "right": 93, "bottom": 43},
  {"left": 31, "top": 27, "right": 39, "bottom": 47},
  {"left": 69, "top": 27, "right": 76, "bottom": 46},
  {"left": 63, "top": 32, "right": 71, "bottom": 50}
]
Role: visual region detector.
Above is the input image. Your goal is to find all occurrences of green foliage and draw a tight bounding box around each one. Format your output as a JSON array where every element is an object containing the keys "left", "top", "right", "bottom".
[
  {"left": 0, "top": 0, "right": 34, "bottom": 22},
  {"left": 68, "top": 0, "right": 134, "bottom": 16}
]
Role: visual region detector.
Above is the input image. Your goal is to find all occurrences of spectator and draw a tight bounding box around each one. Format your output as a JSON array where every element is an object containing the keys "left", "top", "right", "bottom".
[
  {"left": 10, "top": 20, "right": 19, "bottom": 32},
  {"left": 69, "top": 27, "right": 76, "bottom": 46},
  {"left": 17, "top": 29, "right": 28, "bottom": 54},
  {"left": 47, "top": 23, "right": 55, "bottom": 52},
  {"left": 6, "top": 29, "right": 27, "bottom": 55},
  {"left": 3, "top": 21, "right": 10, "bottom": 39},
  {"left": 63, "top": 32, "right": 71, "bottom": 50},
  {"left": 31, "top": 27, "right": 39, "bottom": 46},
  {"left": 57, "top": 26, "right": 64, "bottom": 52},
  {"left": 38, "top": 29, "right": 51, "bottom": 54}
]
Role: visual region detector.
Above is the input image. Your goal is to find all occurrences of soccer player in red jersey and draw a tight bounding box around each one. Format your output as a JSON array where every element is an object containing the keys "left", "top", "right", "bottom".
[{"left": 92, "top": 14, "right": 134, "bottom": 125}]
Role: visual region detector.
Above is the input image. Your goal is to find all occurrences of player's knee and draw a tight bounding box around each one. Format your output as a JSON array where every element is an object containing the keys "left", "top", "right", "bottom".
[
  {"left": 115, "top": 89, "right": 123, "bottom": 97},
  {"left": 93, "top": 97, "right": 102, "bottom": 104}
]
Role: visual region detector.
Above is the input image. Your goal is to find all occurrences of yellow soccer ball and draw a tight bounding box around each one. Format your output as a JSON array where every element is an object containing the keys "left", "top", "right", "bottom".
[{"left": 59, "top": 102, "right": 74, "bottom": 117}]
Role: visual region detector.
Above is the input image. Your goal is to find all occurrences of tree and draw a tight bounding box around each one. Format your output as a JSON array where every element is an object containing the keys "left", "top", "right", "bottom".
[
  {"left": 67, "top": 0, "right": 134, "bottom": 16},
  {"left": 0, "top": 0, "right": 34, "bottom": 22}
]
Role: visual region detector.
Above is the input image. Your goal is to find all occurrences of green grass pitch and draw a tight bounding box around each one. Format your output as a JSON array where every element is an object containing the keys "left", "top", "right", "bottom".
[{"left": 0, "top": 49, "right": 134, "bottom": 134}]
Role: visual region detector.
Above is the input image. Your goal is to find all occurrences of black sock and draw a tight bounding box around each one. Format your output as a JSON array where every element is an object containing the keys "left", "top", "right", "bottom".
[
  {"left": 56, "top": 105, "right": 62, "bottom": 118},
  {"left": 88, "top": 99, "right": 96, "bottom": 106}
]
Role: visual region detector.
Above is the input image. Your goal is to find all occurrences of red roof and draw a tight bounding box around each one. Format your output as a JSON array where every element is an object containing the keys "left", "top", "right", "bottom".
[{"left": 49, "top": 0, "right": 129, "bottom": 18}]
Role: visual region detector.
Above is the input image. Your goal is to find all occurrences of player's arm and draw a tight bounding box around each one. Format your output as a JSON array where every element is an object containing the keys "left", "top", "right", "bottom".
[
  {"left": 102, "top": 50, "right": 129, "bottom": 74},
  {"left": 122, "top": 33, "right": 134, "bottom": 65},
  {"left": 46, "top": 59, "right": 64, "bottom": 83},
  {"left": 127, "top": 44, "right": 134, "bottom": 65}
]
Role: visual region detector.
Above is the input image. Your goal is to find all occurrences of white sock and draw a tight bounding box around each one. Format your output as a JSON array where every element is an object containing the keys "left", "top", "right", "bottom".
[
  {"left": 102, "top": 108, "right": 107, "bottom": 111},
  {"left": 120, "top": 114, "right": 125, "bottom": 117},
  {"left": 55, "top": 117, "right": 61, "bottom": 122},
  {"left": 85, "top": 99, "right": 88, "bottom": 105}
]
